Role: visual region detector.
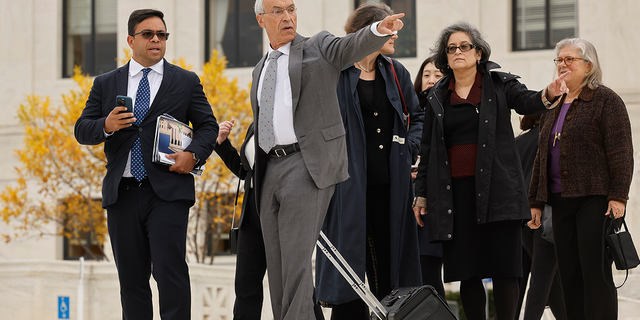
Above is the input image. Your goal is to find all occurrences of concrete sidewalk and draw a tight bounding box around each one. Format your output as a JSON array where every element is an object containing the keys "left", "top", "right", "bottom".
[
  {"left": 533, "top": 271, "right": 640, "bottom": 320},
  {"left": 618, "top": 271, "right": 640, "bottom": 320},
  {"left": 215, "top": 255, "right": 640, "bottom": 319}
]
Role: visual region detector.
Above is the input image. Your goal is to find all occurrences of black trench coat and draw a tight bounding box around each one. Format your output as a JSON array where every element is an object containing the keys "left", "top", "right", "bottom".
[
  {"left": 414, "top": 61, "right": 551, "bottom": 242},
  {"left": 315, "top": 56, "right": 424, "bottom": 305}
]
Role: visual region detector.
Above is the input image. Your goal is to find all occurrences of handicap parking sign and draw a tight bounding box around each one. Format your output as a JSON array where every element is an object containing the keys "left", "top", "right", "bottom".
[{"left": 58, "top": 296, "right": 70, "bottom": 319}]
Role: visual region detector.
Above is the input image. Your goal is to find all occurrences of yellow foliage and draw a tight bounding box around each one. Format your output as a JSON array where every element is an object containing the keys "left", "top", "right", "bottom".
[
  {"left": 1, "top": 67, "right": 108, "bottom": 250},
  {"left": 172, "top": 57, "right": 193, "bottom": 71},
  {"left": 117, "top": 48, "right": 133, "bottom": 67},
  {"left": 189, "top": 50, "right": 253, "bottom": 263}
]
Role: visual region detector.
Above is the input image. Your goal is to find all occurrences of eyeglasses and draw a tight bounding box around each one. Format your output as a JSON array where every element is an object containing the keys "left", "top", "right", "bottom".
[
  {"left": 446, "top": 43, "right": 476, "bottom": 54},
  {"left": 260, "top": 6, "right": 297, "bottom": 17},
  {"left": 131, "top": 30, "right": 170, "bottom": 41},
  {"left": 553, "top": 57, "right": 587, "bottom": 66}
]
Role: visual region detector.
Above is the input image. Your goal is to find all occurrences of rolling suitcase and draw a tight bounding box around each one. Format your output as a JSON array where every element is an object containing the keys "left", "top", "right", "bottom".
[{"left": 317, "top": 231, "right": 458, "bottom": 320}]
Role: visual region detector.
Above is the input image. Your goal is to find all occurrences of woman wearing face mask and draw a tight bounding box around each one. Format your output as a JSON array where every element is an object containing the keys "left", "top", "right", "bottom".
[
  {"left": 412, "top": 21, "right": 568, "bottom": 320},
  {"left": 314, "top": 3, "right": 424, "bottom": 319},
  {"left": 528, "top": 38, "right": 633, "bottom": 320}
]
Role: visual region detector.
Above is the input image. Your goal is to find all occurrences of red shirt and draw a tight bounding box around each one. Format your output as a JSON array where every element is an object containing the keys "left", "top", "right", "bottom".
[{"left": 446, "top": 71, "right": 483, "bottom": 179}]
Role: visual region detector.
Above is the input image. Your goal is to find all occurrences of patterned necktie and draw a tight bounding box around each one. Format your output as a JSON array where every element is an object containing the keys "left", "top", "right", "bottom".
[
  {"left": 258, "top": 50, "right": 283, "bottom": 153},
  {"left": 131, "top": 68, "right": 152, "bottom": 181}
]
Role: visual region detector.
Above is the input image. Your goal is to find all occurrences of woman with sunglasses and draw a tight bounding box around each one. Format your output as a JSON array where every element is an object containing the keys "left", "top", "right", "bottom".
[
  {"left": 528, "top": 38, "right": 632, "bottom": 320},
  {"left": 412, "top": 21, "right": 568, "bottom": 320}
]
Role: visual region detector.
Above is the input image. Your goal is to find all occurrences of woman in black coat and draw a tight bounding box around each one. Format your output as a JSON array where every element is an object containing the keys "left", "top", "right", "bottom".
[
  {"left": 413, "top": 56, "right": 445, "bottom": 298},
  {"left": 516, "top": 115, "right": 567, "bottom": 320},
  {"left": 215, "top": 120, "right": 266, "bottom": 319},
  {"left": 412, "top": 22, "right": 567, "bottom": 320},
  {"left": 314, "top": 3, "right": 423, "bottom": 319}
]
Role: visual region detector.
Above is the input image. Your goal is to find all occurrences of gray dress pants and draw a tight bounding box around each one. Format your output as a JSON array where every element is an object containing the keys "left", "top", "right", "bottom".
[{"left": 260, "top": 152, "right": 335, "bottom": 320}]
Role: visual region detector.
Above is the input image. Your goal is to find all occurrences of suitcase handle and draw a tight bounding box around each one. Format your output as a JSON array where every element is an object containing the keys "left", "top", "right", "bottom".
[{"left": 317, "top": 231, "right": 388, "bottom": 319}]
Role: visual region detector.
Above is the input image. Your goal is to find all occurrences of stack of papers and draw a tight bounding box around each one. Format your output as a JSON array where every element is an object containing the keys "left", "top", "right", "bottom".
[{"left": 152, "top": 113, "right": 205, "bottom": 177}]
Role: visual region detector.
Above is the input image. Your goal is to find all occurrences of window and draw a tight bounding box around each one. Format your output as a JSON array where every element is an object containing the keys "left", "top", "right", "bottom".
[
  {"left": 62, "top": 198, "right": 106, "bottom": 260},
  {"left": 205, "top": 0, "right": 263, "bottom": 68},
  {"left": 62, "top": 0, "right": 117, "bottom": 77},
  {"left": 63, "top": 230, "right": 105, "bottom": 260},
  {"left": 513, "top": 0, "right": 577, "bottom": 51},
  {"left": 355, "top": 0, "right": 416, "bottom": 58},
  {"left": 205, "top": 192, "right": 238, "bottom": 256}
]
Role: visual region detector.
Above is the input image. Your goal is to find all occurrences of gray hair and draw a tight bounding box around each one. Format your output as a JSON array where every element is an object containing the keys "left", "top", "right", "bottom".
[
  {"left": 255, "top": 0, "right": 296, "bottom": 15},
  {"left": 555, "top": 38, "right": 602, "bottom": 90},
  {"left": 254, "top": 0, "right": 264, "bottom": 15},
  {"left": 430, "top": 21, "right": 491, "bottom": 76}
]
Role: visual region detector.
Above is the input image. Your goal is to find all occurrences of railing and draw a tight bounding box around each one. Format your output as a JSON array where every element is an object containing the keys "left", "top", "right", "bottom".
[{"left": 0, "top": 258, "right": 269, "bottom": 320}]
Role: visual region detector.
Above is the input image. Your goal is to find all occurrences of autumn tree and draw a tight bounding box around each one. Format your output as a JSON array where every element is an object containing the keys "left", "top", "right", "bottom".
[
  {"left": 0, "top": 67, "right": 108, "bottom": 259},
  {"left": 0, "top": 50, "right": 252, "bottom": 264},
  {"left": 185, "top": 50, "right": 253, "bottom": 264}
]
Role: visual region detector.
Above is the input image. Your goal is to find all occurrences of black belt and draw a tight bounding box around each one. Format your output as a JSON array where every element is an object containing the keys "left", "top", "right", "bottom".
[
  {"left": 121, "top": 176, "right": 149, "bottom": 186},
  {"left": 269, "top": 143, "right": 300, "bottom": 157}
]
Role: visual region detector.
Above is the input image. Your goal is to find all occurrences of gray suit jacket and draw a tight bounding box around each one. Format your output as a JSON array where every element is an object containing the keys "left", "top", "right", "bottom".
[{"left": 251, "top": 27, "right": 390, "bottom": 196}]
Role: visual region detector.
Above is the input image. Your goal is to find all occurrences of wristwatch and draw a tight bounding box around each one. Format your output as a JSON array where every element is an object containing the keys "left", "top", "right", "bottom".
[{"left": 190, "top": 151, "right": 200, "bottom": 166}]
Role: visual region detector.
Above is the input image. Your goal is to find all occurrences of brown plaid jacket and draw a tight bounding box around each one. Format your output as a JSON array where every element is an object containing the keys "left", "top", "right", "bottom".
[{"left": 529, "top": 85, "right": 633, "bottom": 208}]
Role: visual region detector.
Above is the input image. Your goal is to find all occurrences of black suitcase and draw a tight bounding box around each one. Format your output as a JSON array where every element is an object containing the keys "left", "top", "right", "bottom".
[
  {"left": 317, "top": 231, "right": 458, "bottom": 320},
  {"left": 375, "top": 285, "right": 457, "bottom": 320}
]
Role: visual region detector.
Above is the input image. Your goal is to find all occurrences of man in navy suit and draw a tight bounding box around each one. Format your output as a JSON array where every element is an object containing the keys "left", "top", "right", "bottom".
[{"left": 74, "top": 9, "right": 218, "bottom": 320}]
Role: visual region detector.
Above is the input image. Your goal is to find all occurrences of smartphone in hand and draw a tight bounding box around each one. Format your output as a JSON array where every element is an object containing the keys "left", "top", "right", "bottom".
[{"left": 116, "top": 95, "right": 133, "bottom": 120}]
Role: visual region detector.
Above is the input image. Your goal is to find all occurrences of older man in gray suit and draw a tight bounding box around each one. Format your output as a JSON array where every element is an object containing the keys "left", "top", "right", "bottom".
[{"left": 251, "top": 0, "right": 405, "bottom": 319}]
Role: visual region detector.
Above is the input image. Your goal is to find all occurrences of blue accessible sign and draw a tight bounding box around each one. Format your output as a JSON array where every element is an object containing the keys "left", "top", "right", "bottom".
[{"left": 58, "top": 296, "right": 70, "bottom": 319}]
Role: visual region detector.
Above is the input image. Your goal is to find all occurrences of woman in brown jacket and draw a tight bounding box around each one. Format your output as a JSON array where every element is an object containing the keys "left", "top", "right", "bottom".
[{"left": 528, "top": 38, "right": 633, "bottom": 320}]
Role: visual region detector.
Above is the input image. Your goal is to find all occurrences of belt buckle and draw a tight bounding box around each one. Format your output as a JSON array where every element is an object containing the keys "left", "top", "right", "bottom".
[{"left": 274, "top": 148, "right": 287, "bottom": 157}]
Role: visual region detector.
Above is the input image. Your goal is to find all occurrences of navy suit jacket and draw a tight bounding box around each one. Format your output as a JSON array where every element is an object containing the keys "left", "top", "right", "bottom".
[{"left": 75, "top": 59, "right": 218, "bottom": 208}]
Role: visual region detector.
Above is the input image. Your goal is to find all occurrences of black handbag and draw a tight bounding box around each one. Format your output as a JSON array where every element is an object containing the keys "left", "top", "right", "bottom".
[
  {"left": 229, "top": 178, "right": 241, "bottom": 254},
  {"left": 229, "top": 227, "right": 239, "bottom": 255},
  {"left": 605, "top": 217, "right": 639, "bottom": 270},
  {"left": 602, "top": 215, "right": 639, "bottom": 288}
]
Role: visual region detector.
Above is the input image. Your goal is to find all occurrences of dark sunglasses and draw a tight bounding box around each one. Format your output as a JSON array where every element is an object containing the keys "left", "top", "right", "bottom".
[
  {"left": 446, "top": 43, "right": 476, "bottom": 54},
  {"left": 131, "top": 29, "right": 170, "bottom": 41}
]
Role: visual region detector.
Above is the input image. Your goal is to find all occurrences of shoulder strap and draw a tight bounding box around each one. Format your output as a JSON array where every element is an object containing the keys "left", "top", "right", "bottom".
[
  {"left": 386, "top": 57, "right": 409, "bottom": 130},
  {"left": 230, "top": 177, "right": 242, "bottom": 229}
]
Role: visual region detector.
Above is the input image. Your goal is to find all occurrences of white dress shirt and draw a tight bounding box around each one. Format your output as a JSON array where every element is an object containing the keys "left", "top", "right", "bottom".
[
  {"left": 257, "top": 42, "right": 296, "bottom": 146},
  {"left": 121, "top": 58, "right": 164, "bottom": 177},
  {"left": 245, "top": 135, "right": 255, "bottom": 188}
]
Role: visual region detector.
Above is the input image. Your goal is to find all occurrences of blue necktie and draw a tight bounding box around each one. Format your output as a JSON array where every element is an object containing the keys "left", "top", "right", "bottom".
[
  {"left": 131, "top": 68, "right": 151, "bottom": 181},
  {"left": 258, "top": 50, "right": 283, "bottom": 153}
]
